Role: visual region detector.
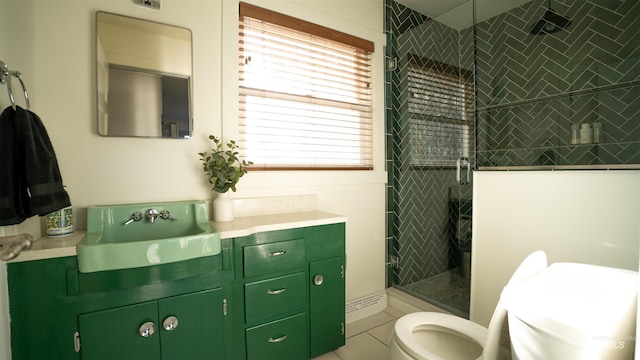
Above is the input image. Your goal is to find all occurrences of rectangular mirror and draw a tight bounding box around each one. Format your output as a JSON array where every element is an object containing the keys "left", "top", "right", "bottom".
[{"left": 96, "top": 11, "right": 193, "bottom": 138}]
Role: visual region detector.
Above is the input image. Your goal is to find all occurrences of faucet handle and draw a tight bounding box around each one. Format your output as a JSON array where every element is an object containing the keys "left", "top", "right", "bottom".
[
  {"left": 159, "top": 210, "right": 177, "bottom": 221},
  {"left": 123, "top": 211, "right": 143, "bottom": 225}
]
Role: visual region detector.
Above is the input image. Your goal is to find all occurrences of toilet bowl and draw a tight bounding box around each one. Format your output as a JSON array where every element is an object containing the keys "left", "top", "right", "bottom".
[
  {"left": 389, "top": 312, "right": 486, "bottom": 360},
  {"left": 389, "top": 251, "right": 549, "bottom": 360}
]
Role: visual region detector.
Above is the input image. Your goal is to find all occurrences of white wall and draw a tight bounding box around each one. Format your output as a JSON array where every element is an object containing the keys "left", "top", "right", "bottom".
[
  {"left": 470, "top": 170, "right": 640, "bottom": 327},
  {"left": 1, "top": 0, "right": 386, "bottom": 358},
  {"left": 1, "top": 0, "right": 36, "bottom": 357}
]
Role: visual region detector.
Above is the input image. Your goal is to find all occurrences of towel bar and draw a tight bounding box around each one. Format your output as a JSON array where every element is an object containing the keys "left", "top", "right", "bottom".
[{"left": 0, "top": 60, "right": 30, "bottom": 110}]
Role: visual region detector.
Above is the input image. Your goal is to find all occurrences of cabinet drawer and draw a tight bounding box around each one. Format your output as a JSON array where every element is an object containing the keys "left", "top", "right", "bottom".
[
  {"left": 243, "top": 239, "right": 305, "bottom": 277},
  {"left": 246, "top": 312, "right": 308, "bottom": 360},
  {"left": 245, "top": 272, "right": 306, "bottom": 323}
]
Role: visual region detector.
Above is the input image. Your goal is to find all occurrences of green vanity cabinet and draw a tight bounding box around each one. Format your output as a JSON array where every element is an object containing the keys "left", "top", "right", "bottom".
[
  {"left": 6, "top": 221, "right": 344, "bottom": 360},
  {"left": 78, "top": 288, "right": 225, "bottom": 360},
  {"left": 231, "top": 222, "right": 346, "bottom": 360},
  {"left": 7, "top": 253, "right": 229, "bottom": 360}
]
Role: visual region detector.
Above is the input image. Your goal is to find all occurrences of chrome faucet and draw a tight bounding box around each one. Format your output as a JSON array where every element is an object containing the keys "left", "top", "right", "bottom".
[{"left": 145, "top": 208, "right": 159, "bottom": 223}]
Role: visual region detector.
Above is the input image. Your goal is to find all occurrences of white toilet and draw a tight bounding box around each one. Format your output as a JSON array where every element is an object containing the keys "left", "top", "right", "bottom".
[
  {"left": 504, "top": 262, "right": 638, "bottom": 359},
  {"left": 389, "top": 251, "right": 548, "bottom": 360},
  {"left": 390, "top": 252, "right": 639, "bottom": 360}
]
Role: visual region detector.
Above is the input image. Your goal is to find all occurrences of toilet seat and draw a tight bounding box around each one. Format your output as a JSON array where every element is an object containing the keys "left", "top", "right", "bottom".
[
  {"left": 390, "top": 252, "right": 550, "bottom": 360},
  {"left": 392, "top": 312, "right": 487, "bottom": 360}
]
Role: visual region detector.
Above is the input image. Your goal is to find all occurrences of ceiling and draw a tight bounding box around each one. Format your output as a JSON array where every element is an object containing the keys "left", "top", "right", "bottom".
[{"left": 394, "top": 0, "right": 533, "bottom": 30}]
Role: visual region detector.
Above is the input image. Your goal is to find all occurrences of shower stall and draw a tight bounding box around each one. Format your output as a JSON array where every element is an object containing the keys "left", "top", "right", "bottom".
[{"left": 386, "top": 0, "right": 640, "bottom": 318}]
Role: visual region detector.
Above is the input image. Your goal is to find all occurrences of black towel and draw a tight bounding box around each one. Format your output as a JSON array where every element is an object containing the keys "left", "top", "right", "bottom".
[
  {"left": 0, "top": 106, "right": 71, "bottom": 225},
  {"left": 0, "top": 107, "right": 25, "bottom": 224}
]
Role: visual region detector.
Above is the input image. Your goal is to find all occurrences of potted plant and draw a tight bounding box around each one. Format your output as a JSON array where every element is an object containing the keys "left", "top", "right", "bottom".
[{"left": 198, "top": 135, "right": 252, "bottom": 221}]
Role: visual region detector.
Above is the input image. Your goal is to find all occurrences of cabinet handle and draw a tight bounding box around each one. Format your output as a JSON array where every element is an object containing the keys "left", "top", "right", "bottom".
[
  {"left": 268, "top": 334, "right": 288, "bottom": 343},
  {"left": 313, "top": 274, "right": 324, "bottom": 286},
  {"left": 266, "top": 288, "right": 286, "bottom": 295},
  {"left": 267, "top": 250, "right": 287, "bottom": 257},
  {"left": 139, "top": 322, "right": 156, "bottom": 337},
  {"left": 163, "top": 316, "right": 179, "bottom": 331}
]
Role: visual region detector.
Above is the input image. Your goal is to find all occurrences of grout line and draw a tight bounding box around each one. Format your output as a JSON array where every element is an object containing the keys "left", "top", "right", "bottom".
[{"left": 366, "top": 330, "right": 391, "bottom": 348}]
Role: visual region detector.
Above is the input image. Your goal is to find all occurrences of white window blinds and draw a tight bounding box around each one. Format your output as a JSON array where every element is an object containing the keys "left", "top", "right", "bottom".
[
  {"left": 239, "top": 3, "right": 374, "bottom": 170},
  {"left": 408, "top": 56, "right": 473, "bottom": 167}
]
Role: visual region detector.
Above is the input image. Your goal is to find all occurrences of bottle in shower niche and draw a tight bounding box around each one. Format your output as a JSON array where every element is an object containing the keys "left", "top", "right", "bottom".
[
  {"left": 592, "top": 121, "right": 602, "bottom": 143},
  {"left": 580, "top": 123, "right": 592, "bottom": 144},
  {"left": 570, "top": 124, "right": 580, "bottom": 145}
]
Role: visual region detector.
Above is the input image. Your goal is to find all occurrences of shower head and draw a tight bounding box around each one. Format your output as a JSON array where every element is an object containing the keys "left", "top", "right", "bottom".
[{"left": 530, "top": 0, "right": 571, "bottom": 35}]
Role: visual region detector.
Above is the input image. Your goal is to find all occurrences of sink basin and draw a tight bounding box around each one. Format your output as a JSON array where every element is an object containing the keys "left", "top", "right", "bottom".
[{"left": 77, "top": 201, "right": 220, "bottom": 273}]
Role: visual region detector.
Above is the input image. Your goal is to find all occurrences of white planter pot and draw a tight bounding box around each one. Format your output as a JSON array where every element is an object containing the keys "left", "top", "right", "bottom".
[{"left": 213, "top": 192, "right": 234, "bottom": 222}]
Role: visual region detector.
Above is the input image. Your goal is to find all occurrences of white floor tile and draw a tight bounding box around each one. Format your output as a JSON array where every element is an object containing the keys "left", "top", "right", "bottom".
[
  {"left": 311, "top": 351, "right": 342, "bottom": 360},
  {"left": 382, "top": 306, "right": 405, "bottom": 318},
  {"left": 368, "top": 320, "right": 396, "bottom": 346},
  {"left": 334, "top": 332, "right": 390, "bottom": 360},
  {"left": 346, "top": 311, "right": 395, "bottom": 338}
]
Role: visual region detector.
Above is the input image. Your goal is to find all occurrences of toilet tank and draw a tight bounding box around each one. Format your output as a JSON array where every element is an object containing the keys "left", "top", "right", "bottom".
[{"left": 503, "top": 263, "right": 637, "bottom": 359}]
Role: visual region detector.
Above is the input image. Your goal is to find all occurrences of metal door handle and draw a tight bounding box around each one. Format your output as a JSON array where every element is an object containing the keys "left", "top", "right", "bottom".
[
  {"left": 465, "top": 158, "right": 471, "bottom": 184},
  {"left": 163, "top": 316, "right": 179, "bottom": 331},
  {"left": 456, "top": 157, "right": 470, "bottom": 185},
  {"left": 139, "top": 322, "right": 156, "bottom": 337},
  {"left": 313, "top": 274, "right": 324, "bottom": 286}
]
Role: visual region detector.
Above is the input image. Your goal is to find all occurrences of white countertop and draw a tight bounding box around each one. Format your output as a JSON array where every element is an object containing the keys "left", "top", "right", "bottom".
[
  {"left": 8, "top": 211, "right": 347, "bottom": 263},
  {"left": 212, "top": 211, "right": 347, "bottom": 238}
]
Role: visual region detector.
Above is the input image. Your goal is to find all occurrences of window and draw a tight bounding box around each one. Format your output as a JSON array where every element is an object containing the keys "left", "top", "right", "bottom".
[
  {"left": 239, "top": 3, "right": 374, "bottom": 170},
  {"left": 408, "top": 55, "right": 473, "bottom": 167}
]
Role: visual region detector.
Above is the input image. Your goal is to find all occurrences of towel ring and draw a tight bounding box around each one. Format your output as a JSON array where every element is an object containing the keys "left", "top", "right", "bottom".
[{"left": 0, "top": 60, "right": 30, "bottom": 110}]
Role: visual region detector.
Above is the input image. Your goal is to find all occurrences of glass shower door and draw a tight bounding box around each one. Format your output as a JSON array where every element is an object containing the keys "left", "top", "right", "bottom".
[{"left": 386, "top": 0, "right": 475, "bottom": 318}]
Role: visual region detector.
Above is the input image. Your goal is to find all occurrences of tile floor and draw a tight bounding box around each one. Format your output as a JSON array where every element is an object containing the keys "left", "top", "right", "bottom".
[
  {"left": 311, "top": 306, "right": 404, "bottom": 360},
  {"left": 312, "top": 289, "right": 452, "bottom": 360}
]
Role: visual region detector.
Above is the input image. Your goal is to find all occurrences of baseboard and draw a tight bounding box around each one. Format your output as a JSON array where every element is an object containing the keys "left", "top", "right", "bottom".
[{"left": 345, "top": 291, "right": 387, "bottom": 324}]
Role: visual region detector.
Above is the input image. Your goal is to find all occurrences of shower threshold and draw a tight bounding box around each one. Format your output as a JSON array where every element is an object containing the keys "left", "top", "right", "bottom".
[{"left": 395, "top": 268, "right": 470, "bottom": 318}]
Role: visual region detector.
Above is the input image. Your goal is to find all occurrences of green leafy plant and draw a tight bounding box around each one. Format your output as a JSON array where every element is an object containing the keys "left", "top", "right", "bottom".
[{"left": 198, "top": 135, "right": 253, "bottom": 193}]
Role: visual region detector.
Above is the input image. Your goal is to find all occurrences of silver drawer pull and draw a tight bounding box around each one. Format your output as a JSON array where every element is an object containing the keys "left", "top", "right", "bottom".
[
  {"left": 267, "top": 288, "right": 286, "bottom": 295},
  {"left": 267, "top": 250, "right": 287, "bottom": 257},
  {"left": 268, "top": 334, "right": 288, "bottom": 343}
]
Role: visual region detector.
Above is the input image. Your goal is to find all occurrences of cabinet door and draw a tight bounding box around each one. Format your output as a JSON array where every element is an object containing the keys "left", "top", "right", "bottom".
[
  {"left": 309, "top": 256, "right": 345, "bottom": 358},
  {"left": 78, "top": 301, "right": 161, "bottom": 360},
  {"left": 159, "top": 288, "right": 225, "bottom": 360}
]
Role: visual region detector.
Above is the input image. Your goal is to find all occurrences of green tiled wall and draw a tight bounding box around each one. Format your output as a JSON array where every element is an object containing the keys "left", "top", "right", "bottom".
[
  {"left": 476, "top": 0, "right": 640, "bottom": 167},
  {"left": 385, "top": 0, "right": 640, "bottom": 289}
]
